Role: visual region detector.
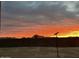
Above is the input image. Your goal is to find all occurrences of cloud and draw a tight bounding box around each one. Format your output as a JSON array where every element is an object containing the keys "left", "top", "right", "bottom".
[{"left": 1, "top": 1, "right": 79, "bottom": 34}]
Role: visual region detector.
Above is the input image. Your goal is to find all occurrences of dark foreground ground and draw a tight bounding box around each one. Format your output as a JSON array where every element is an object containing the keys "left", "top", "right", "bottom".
[
  {"left": 0, "top": 37, "right": 79, "bottom": 47},
  {"left": 0, "top": 37, "right": 79, "bottom": 58}
]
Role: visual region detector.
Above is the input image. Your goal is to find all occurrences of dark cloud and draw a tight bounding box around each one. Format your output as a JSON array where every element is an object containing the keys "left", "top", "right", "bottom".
[{"left": 1, "top": 1, "right": 79, "bottom": 33}]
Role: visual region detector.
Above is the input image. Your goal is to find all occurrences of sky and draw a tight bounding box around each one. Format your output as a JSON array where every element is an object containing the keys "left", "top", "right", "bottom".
[{"left": 0, "top": 1, "right": 79, "bottom": 38}]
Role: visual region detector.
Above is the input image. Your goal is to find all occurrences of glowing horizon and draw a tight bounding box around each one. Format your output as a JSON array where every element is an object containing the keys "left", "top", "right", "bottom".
[{"left": 50, "top": 31, "right": 79, "bottom": 38}]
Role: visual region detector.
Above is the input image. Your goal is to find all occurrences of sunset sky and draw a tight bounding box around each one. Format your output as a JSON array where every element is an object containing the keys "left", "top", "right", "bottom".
[{"left": 1, "top": 1, "right": 79, "bottom": 38}]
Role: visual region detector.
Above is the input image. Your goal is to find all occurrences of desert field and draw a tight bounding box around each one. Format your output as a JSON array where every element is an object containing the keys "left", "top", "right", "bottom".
[{"left": 0, "top": 47, "right": 79, "bottom": 58}]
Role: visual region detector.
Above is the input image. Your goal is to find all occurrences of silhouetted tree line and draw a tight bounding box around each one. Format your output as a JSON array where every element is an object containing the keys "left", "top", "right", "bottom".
[{"left": 0, "top": 34, "right": 79, "bottom": 47}]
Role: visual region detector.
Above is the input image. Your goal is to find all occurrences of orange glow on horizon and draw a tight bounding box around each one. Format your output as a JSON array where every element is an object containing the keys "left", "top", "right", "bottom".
[
  {"left": 0, "top": 25, "right": 79, "bottom": 38},
  {"left": 50, "top": 31, "right": 79, "bottom": 38}
]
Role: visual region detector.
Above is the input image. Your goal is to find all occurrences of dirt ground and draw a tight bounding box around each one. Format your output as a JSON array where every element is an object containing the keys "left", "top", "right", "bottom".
[{"left": 0, "top": 47, "right": 79, "bottom": 58}]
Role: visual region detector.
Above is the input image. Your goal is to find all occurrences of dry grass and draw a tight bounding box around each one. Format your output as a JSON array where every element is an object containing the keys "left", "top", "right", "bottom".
[{"left": 0, "top": 47, "right": 79, "bottom": 58}]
